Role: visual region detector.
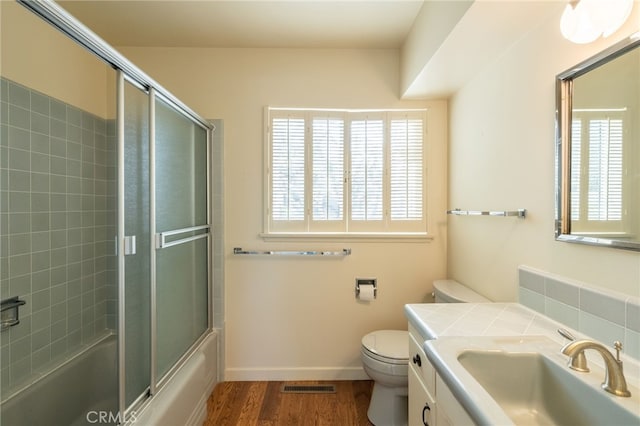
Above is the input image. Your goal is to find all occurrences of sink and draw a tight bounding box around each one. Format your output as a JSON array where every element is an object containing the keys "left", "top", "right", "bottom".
[
  {"left": 458, "top": 350, "right": 638, "bottom": 425},
  {"left": 424, "top": 335, "right": 640, "bottom": 426}
]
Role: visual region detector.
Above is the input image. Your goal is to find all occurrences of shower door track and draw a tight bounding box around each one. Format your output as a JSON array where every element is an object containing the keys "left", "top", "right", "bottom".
[{"left": 17, "top": 0, "right": 213, "bottom": 131}]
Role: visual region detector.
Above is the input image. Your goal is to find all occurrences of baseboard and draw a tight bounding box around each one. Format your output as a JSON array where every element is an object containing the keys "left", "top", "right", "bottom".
[{"left": 224, "top": 366, "right": 369, "bottom": 381}]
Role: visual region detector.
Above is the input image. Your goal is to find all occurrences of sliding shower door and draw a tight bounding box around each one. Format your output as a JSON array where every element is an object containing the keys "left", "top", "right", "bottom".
[
  {"left": 118, "top": 75, "right": 210, "bottom": 413},
  {"left": 154, "top": 97, "right": 209, "bottom": 381},
  {"left": 3, "top": 2, "right": 212, "bottom": 423},
  {"left": 120, "top": 78, "right": 151, "bottom": 409}
]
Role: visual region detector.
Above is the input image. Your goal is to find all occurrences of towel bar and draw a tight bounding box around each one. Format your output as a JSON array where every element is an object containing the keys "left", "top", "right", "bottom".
[
  {"left": 447, "top": 208, "right": 526, "bottom": 219},
  {"left": 233, "top": 247, "right": 351, "bottom": 256}
]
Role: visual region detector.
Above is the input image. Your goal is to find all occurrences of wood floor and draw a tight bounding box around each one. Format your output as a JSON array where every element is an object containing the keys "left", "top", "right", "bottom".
[{"left": 204, "top": 381, "right": 375, "bottom": 426}]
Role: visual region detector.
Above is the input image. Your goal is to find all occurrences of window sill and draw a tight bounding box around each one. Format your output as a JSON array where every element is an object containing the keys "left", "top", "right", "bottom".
[{"left": 259, "top": 232, "right": 433, "bottom": 243}]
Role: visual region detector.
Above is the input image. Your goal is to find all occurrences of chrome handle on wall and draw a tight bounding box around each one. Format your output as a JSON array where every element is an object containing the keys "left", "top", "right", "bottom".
[
  {"left": 233, "top": 247, "right": 351, "bottom": 256},
  {"left": 447, "top": 208, "right": 526, "bottom": 218}
]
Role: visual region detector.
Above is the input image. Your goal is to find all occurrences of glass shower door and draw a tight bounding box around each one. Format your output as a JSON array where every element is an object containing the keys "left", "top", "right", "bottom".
[
  {"left": 154, "top": 97, "right": 209, "bottom": 381},
  {"left": 120, "top": 77, "right": 151, "bottom": 409},
  {"left": 117, "top": 78, "right": 210, "bottom": 414}
]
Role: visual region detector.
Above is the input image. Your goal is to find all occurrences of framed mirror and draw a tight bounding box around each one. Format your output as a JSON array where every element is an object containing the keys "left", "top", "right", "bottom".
[{"left": 556, "top": 33, "right": 640, "bottom": 251}]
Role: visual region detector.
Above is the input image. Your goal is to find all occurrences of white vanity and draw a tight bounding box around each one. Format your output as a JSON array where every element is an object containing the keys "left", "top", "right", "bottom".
[{"left": 405, "top": 302, "right": 640, "bottom": 426}]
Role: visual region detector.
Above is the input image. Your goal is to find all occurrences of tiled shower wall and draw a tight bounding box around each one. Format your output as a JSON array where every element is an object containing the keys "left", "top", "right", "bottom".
[
  {"left": 519, "top": 265, "right": 640, "bottom": 361},
  {"left": 0, "top": 77, "right": 116, "bottom": 394}
]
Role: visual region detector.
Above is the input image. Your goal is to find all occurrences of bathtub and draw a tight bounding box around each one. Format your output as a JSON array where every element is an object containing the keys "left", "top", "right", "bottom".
[
  {"left": 133, "top": 330, "right": 218, "bottom": 426},
  {"left": 1, "top": 335, "right": 118, "bottom": 426},
  {"left": 1, "top": 330, "right": 218, "bottom": 426}
]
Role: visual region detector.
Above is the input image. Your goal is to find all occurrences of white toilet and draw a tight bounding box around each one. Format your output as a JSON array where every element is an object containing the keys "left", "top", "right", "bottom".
[
  {"left": 360, "top": 279, "right": 490, "bottom": 426},
  {"left": 432, "top": 279, "right": 491, "bottom": 304}
]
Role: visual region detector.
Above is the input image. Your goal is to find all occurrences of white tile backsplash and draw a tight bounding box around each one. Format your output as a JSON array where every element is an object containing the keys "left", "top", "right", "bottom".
[{"left": 518, "top": 265, "right": 640, "bottom": 361}]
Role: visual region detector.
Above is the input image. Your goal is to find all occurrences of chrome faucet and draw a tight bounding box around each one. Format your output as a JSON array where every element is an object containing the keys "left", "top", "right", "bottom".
[{"left": 561, "top": 339, "right": 631, "bottom": 397}]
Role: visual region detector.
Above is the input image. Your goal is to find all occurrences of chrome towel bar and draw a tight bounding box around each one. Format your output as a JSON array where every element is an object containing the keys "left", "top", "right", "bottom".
[
  {"left": 233, "top": 247, "right": 351, "bottom": 256},
  {"left": 447, "top": 208, "right": 526, "bottom": 219}
]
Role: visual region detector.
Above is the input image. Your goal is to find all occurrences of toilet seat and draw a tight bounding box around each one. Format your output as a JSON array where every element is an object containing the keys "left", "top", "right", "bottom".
[{"left": 361, "top": 330, "right": 408, "bottom": 365}]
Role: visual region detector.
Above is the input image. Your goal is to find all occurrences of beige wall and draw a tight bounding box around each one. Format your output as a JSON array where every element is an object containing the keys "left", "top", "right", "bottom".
[
  {"left": 1, "top": 1, "right": 110, "bottom": 118},
  {"left": 119, "top": 46, "right": 448, "bottom": 380},
  {"left": 448, "top": 8, "right": 640, "bottom": 301}
]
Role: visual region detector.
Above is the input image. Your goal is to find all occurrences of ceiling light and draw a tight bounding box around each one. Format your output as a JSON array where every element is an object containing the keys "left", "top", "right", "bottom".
[{"left": 560, "top": 0, "right": 634, "bottom": 44}]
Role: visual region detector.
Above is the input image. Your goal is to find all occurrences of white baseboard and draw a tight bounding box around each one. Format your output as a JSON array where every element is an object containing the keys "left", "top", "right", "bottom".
[{"left": 224, "top": 366, "right": 369, "bottom": 381}]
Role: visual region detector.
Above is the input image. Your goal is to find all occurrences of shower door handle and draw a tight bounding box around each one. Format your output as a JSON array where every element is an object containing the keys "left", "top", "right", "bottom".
[{"left": 124, "top": 235, "right": 137, "bottom": 255}]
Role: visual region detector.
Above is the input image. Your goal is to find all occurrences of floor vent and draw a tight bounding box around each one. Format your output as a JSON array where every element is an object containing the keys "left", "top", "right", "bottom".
[{"left": 281, "top": 384, "right": 336, "bottom": 394}]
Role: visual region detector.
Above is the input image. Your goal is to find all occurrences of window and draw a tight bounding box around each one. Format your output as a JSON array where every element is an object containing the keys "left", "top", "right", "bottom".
[
  {"left": 266, "top": 108, "right": 427, "bottom": 235},
  {"left": 570, "top": 110, "right": 628, "bottom": 234}
]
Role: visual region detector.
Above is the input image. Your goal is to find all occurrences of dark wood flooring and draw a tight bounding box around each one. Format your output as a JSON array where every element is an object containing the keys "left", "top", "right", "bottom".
[{"left": 204, "top": 380, "right": 374, "bottom": 426}]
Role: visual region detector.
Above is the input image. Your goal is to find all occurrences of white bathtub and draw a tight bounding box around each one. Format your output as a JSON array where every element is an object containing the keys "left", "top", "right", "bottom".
[{"left": 132, "top": 330, "right": 218, "bottom": 426}]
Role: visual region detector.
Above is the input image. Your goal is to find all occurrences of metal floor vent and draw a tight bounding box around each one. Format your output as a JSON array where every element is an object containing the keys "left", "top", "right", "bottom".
[{"left": 281, "top": 384, "right": 336, "bottom": 394}]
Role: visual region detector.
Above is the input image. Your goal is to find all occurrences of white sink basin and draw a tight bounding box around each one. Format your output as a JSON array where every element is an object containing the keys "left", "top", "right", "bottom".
[
  {"left": 425, "top": 335, "right": 640, "bottom": 426},
  {"left": 458, "top": 350, "right": 637, "bottom": 425}
]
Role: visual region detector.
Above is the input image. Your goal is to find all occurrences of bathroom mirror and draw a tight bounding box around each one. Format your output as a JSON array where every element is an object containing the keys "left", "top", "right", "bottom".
[{"left": 556, "top": 33, "right": 640, "bottom": 251}]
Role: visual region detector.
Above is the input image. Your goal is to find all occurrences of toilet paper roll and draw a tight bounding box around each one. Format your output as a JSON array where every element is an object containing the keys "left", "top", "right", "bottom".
[{"left": 359, "top": 285, "right": 376, "bottom": 301}]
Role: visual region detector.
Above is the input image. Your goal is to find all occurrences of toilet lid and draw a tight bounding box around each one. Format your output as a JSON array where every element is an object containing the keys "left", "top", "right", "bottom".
[{"left": 361, "top": 330, "right": 408, "bottom": 362}]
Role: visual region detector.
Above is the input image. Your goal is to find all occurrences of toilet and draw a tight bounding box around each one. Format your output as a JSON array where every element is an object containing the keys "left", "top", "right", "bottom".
[
  {"left": 360, "top": 279, "right": 489, "bottom": 426},
  {"left": 432, "top": 279, "right": 491, "bottom": 303}
]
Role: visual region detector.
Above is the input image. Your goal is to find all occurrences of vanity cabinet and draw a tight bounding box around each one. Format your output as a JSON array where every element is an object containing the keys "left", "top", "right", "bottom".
[
  {"left": 434, "top": 374, "right": 474, "bottom": 426},
  {"left": 408, "top": 325, "right": 436, "bottom": 426},
  {"left": 408, "top": 325, "right": 474, "bottom": 426},
  {"left": 408, "top": 363, "right": 435, "bottom": 426}
]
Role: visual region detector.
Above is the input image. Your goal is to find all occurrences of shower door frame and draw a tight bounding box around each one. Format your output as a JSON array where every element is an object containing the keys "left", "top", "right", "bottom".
[
  {"left": 117, "top": 72, "right": 213, "bottom": 418},
  {"left": 17, "top": 0, "right": 215, "bottom": 420}
]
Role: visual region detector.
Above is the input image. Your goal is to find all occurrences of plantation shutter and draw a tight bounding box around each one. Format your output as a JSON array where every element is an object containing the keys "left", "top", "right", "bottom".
[
  {"left": 390, "top": 116, "right": 423, "bottom": 220},
  {"left": 351, "top": 117, "right": 384, "bottom": 221},
  {"left": 570, "top": 118, "right": 582, "bottom": 221},
  {"left": 266, "top": 108, "right": 427, "bottom": 235},
  {"left": 312, "top": 116, "right": 345, "bottom": 222},
  {"left": 271, "top": 116, "right": 305, "bottom": 222},
  {"left": 570, "top": 111, "right": 626, "bottom": 234},
  {"left": 587, "top": 118, "right": 623, "bottom": 221}
]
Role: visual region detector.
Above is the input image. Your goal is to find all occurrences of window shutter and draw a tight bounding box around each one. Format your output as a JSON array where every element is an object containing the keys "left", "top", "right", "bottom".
[
  {"left": 351, "top": 118, "right": 384, "bottom": 221},
  {"left": 570, "top": 118, "right": 582, "bottom": 221},
  {"left": 266, "top": 108, "right": 427, "bottom": 235},
  {"left": 587, "top": 118, "right": 623, "bottom": 221},
  {"left": 390, "top": 117, "right": 423, "bottom": 220},
  {"left": 570, "top": 111, "right": 627, "bottom": 234},
  {"left": 271, "top": 117, "right": 305, "bottom": 221},
  {"left": 312, "top": 117, "right": 344, "bottom": 221}
]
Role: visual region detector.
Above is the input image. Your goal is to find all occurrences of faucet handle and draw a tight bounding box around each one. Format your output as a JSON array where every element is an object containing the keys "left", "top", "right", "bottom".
[
  {"left": 614, "top": 341, "right": 623, "bottom": 362},
  {"left": 558, "top": 328, "right": 590, "bottom": 372},
  {"left": 557, "top": 328, "right": 576, "bottom": 341}
]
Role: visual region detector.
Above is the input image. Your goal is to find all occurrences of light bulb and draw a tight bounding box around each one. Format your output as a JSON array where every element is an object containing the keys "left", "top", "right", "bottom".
[
  {"left": 560, "top": 1, "right": 600, "bottom": 44},
  {"left": 560, "top": 0, "right": 634, "bottom": 44}
]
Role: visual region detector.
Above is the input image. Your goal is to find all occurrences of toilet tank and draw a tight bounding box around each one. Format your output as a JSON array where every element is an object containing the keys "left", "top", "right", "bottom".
[{"left": 433, "top": 279, "right": 490, "bottom": 303}]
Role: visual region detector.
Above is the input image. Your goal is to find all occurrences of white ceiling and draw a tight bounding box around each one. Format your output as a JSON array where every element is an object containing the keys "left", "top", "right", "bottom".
[
  {"left": 56, "top": 0, "right": 566, "bottom": 98},
  {"left": 58, "top": 0, "right": 427, "bottom": 49}
]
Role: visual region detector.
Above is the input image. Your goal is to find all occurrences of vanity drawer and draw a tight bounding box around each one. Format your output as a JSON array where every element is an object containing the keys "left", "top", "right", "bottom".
[{"left": 409, "top": 326, "right": 436, "bottom": 397}]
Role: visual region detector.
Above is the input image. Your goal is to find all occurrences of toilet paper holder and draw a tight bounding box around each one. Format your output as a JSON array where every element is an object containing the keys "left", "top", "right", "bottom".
[{"left": 355, "top": 278, "right": 377, "bottom": 298}]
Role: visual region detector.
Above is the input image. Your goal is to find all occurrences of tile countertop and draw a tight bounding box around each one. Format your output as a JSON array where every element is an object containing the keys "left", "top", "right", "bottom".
[{"left": 404, "top": 302, "right": 640, "bottom": 389}]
